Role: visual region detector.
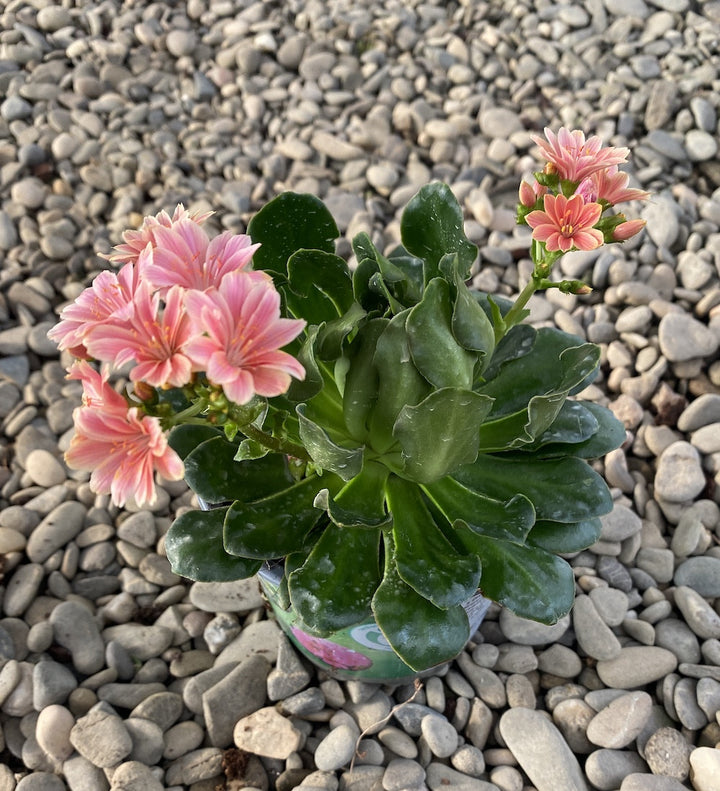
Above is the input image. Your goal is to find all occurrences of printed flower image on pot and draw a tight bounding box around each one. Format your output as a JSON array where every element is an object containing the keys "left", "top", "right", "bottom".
[
  {"left": 290, "top": 627, "right": 373, "bottom": 671},
  {"left": 50, "top": 128, "right": 649, "bottom": 677}
]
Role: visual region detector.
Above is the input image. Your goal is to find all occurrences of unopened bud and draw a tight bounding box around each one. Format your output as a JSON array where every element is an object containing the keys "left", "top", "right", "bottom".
[{"left": 613, "top": 218, "right": 646, "bottom": 241}]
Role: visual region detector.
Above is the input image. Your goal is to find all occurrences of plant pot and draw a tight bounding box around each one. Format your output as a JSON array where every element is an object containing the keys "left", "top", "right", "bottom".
[{"left": 258, "top": 561, "right": 491, "bottom": 683}]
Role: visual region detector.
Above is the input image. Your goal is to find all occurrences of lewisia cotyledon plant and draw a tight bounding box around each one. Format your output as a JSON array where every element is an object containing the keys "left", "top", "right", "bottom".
[{"left": 50, "top": 128, "right": 648, "bottom": 671}]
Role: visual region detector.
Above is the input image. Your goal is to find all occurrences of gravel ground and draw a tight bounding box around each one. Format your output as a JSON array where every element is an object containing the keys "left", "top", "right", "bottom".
[{"left": 1, "top": 0, "right": 720, "bottom": 790}]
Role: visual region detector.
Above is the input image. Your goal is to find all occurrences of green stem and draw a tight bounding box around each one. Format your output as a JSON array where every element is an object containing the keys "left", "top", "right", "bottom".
[
  {"left": 501, "top": 275, "right": 540, "bottom": 336},
  {"left": 240, "top": 422, "right": 311, "bottom": 462}
]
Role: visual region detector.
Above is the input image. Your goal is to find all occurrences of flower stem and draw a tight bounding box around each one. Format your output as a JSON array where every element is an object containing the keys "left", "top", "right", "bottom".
[{"left": 240, "top": 422, "right": 311, "bottom": 462}]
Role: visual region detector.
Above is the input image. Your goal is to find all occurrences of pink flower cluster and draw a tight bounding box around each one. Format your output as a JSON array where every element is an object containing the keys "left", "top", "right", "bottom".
[
  {"left": 49, "top": 206, "right": 306, "bottom": 507},
  {"left": 520, "top": 128, "right": 649, "bottom": 253}
]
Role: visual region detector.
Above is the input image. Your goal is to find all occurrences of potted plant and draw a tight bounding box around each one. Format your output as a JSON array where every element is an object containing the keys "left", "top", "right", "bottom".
[{"left": 49, "top": 128, "right": 648, "bottom": 680}]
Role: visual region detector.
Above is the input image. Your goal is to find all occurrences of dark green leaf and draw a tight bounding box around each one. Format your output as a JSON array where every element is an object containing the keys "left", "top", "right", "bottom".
[
  {"left": 367, "top": 311, "right": 431, "bottom": 454},
  {"left": 400, "top": 183, "right": 477, "bottom": 282},
  {"left": 451, "top": 273, "right": 496, "bottom": 361},
  {"left": 406, "top": 278, "right": 476, "bottom": 389},
  {"left": 284, "top": 325, "right": 324, "bottom": 402},
  {"left": 224, "top": 473, "right": 341, "bottom": 558},
  {"left": 524, "top": 400, "right": 599, "bottom": 449},
  {"left": 423, "top": 476, "right": 535, "bottom": 543},
  {"left": 285, "top": 249, "right": 354, "bottom": 325},
  {"left": 479, "top": 328, "right": 599, "bottom": 418},
  {"left": 372, "top": 532, "right": 470, "bottom": 671},
  {"left": 393, "top": 388, "right": 494, "bottom": 483},
  {"left": 165, "top": 507, "right": 261, "bottom": 581},
  {"left": 316, "top": 301, "right": 367, "bottom": 360},
  {"left": 386, "top": 475, "right": 481, "bottom": 608},
  {"left": 289, "top": 524, "right": 380, "bottom": 634},
  {"left": 352, "top": 257, "right": 387, "bottom": 313},
  {"left": 385, "top": 245, "right": 424, "bottom": 305},
  {"left": 455, "top": 522, "right": 575, "bottom": 623},
  {"left": 475, "top": 392, "right": 568, "bottom": 453},
  {"left": 530, "top": 401, "right": 626, "bottom": 459},
  {"left": 480, "top": 323, "right": 536, "bottom": 382},
  {"left": 234, "top": 439, "right": 270, "bottom": 461},
  {"left": 168, "top": 424, "right": 224, "bottom": 460},
  {"left": 296, "top": 404, "right": 363, "bottom": 480},
  {"left": 528, "top": 517, "right": 602, "bottom": 554},
  {"left": 328, "top": 460, "right": 391, "bottom": 528},
  {"left": 247, "top": 192, "right": 338, "bottom": 276},
  {"left": 342, "top": 318, "right": 388, "bottom": 442},
  {"left": 452, "top": 454, "right": 614, "bottom": 523},
  {"left": 184, "top": 437, "right": 295, "bottom": 504}
]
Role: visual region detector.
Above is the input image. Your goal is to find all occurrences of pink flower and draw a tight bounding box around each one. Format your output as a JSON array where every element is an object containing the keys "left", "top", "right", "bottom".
[
  {"left": 84, "top": 283, "right": 194, "bottom": 388},
  {"left": 532, "top": 127, "right": 629, "bottom": 183},
  {"left": 612, "top": 218, "right": 646, "bottom": 241},
  {"left": 142, "top": 221, "right": 260, "bottom": 292},
  {"left": 106, "top": 204, "right": 213, "bottom": 265},
  {"left": 65, "top": 362, "right": 184, "bottom": 507},
  {"left": 290, "top": 627, "right": 373, "bottom": 670},
  {"left": 526, "top": 194, "right": 604, "bottom": 253},
  {"left": 577, "top": 166, "right": 650, "bottom": 206},
  {"left": 47, "top": 263, "right": 139, "bottom": 358},
  {"left": 182, "top": 271, "right": 306, "bottom": 405},
  {"left": 518, "top": 179, "right": 547, "bottom": 208}
]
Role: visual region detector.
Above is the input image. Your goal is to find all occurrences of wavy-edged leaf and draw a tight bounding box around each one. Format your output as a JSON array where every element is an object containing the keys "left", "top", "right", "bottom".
[
  {"left": 352, "top": 257, "right": 387, "bottom": 313},
  {"left": 478, "top": 328, "right": 600, "bottom": 418},
  {"left": 393, "top": 388, "right": 494, "bottom": 483},
  {"left": 455, "top": 522, "right": 574, "bottom": 623},
  {"left": 342, "top": 318, "right": 388, "bottom": 442},
  {"left": 328, "top": 460, "right": 391, "bottom": 528},
  {"left": 247, "top": 192, "right": 338, "bottom": 276},
  {"left": 183, "top": 437, "right": 294, "bottom": 504},
  {"left": 527, "top": 517, "right": 602, "bottom": 554},
  {"left": 451, "top": 272, "right": 495, "bottom": 361},
  {"left": 296, "top": 404, "right": 363, "bottom": 480},
  {"left": 285, "top": 249, "right": 354, "bottom": 325},
  {"left": 165, "top": 507, "right": 261, "bottom": 581},
  {"left": 452, "top": 454, "right": 614, "bottom": 523},
  {"left": 367, "top": 310, "right": 431, "bottom": 454},
  {"left": 480, "top": 322, "right": 536, "bottom": 381},
  {"left": 406, "top": 278, "right": 476, "bottom": 389},
  {"left": 400, "top": 183, "right": 477, "bottom": 282},
  {"left": 223, "top": 474, "right": 341, "bottom": 558},
  {"left": 386, "top": 475, "right": 481, "bottom": 609},
  {"left": 289, "top": 523, "right": 381, "bottom": 634},
  {"left": 372, "top": 531, "right": 470, "bottom": 671},
  {"left": 316, "top": 301, "right": 367, "bottom": 360},
  {"left": 529, "top": 401, "right": 626, "bottom": 459},
  {"left": 423, "top": 476, "right": 535, "bottom": 543},
  {"left": 285, "top": 324, "right": 324, "bottom": 403},
  {"left": 168, "top": 424, "right": 224, "bottom": 460}
]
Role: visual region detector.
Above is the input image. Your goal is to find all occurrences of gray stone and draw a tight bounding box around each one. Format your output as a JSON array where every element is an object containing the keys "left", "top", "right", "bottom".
[
  {"left": 124, "top": 717, "right": 165, "bottom": 765},
  {"left": 69, "top": 705, "right": 133, "bottom": 768},
  {"left": 129, "top": 691, "right": 184, "bottom": 731},
  {"left": 689, "top": 747, "right": 720, "bottom": 791},
  {"left": 585, "top": 749, "right": 648, "bottom": 791},
  {"left": 644, "top": 728, "right": 692, "bottom": 780},
  {"left": 26, "top": 501, "right": 86, "bottom": 563},
  {"left": 659, "top": 314, "right": 719, "bottom": 363},
  {"left": 36, "top": 703, "right": 75, "bottom": 762},
  {"left": 621, "top": 775, "right": 688, "bottom": 791},
  {"left": 596, "top": 647, "right": 678, "bottom": 688},
  {"left": 674, "top": 557, "right": 720, "bottom": 597},
  {"left": 498, "top": 610, "right": 570, "bottom": 645},
  {"left": 164, "top": 748, "right": 224, "bottom": 786},
  {"left": 188, "top": 577, "right": 264, "bottom": 612},
  {"left": 101, "top": 624, "right": 174, "bottom": 661},
  {"left": 586, "top": 692, "right": 653, "bottom": 749},
  {"left": 107, "top": 761, "right": 164, "bottom": 791},
  {"left": 3, "top": 563, "right": 44, "bottom": 617},
  {"left": 674, "top": 586, "right": 720, "bottom": 639},
  {"left": 654, "top": 442, "right": 706, "bottom": 503},
  {"left": 202, "top": 654, "right": 270, "bottom": 747},
  {"left": 233, "top": 707, "right": 303, "bottom": 759},
  {"left": 421, "top": 713, "right": 458, "bottom": 758},
  {"left": 382, "top": 758, "right": 425, "bottom": 791},
  {"left": 573, "top": 595, "right": 622, "bottom": 661},
  {"left": 33, "top": 660, "right": 78, "bottom": 709},
  {"left": 499, "top": 708, "right": 588, "bottom": 791},
  {"left": 49, "top": 601, "right": 105, "bottom": 675},
  {"left": 314, "top": 724, "right": 358, "bottom": 772}
]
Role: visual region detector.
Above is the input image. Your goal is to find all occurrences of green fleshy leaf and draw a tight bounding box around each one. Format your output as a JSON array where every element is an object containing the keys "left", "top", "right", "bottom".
[
  {"left": 423, "top": 476, "right": 535, "bottom": 543},
  {"left": 224, "top": 474, "right": 341, "bottom": 558},
  {"left": 168, "top": 424, "right": 224, "bottom": 461},
  {"left": 452, "top": 454, "right": 614, "bottom": 523},
  {"left": 184, "top": 437, "right": 294, "bottom": 504},
  {"left": 480, "top": 323, "right": 536, "bottom": 381},
  {"left": 289, "top": 524, "right": 381, "bottom": 634},
  {"left": 478, "top": 328, "right": 600, "bottom": 418},
  {"left": 342, "top": 318, "right": 388, "bottom": 442},
  {"left": 406, "top": 278, "right": 476, "bottom": 389},
  {"left": 525, "top": 400, "right": 599, "bottom": 448},
  {"left": 385, "top": 245, "right": 424, "bottom": 305},
  {"left": 234, "top": 439, "right": 270, "bottom": 461},
  {"left": 285, "top": 325, "right": 324, "bottom": 402},
  {"left": 352, "top": 257, "right": 387, "bottom": 313},
  {"left": 165, "top": 507, "right": 261, "bottom": 581},
  {"left": 367, "top": 311, "right": 431, "bottom": 454},
  {"left": 400, "top": 183, "right": 477, "bottom": 282},
  {"left": 247, "top": 192, "right": 339, "bottom": 276},
  {"left": 451, "top": 273, "right": 496, "bottom": 361},
  {"left": 328, "top": 460, "right": 391, "bottom": 528},
  {"left": 393, "top": 388, "right": 494, "bottom": 484},
  {"left": 529, "top": 401, "right": 626, "bottom": 459},
  {"left": 316, "top": 301, "right": 367, "bottom": 360},
  {"left": 285, "top": 249, "right": 354, "bottom": 325},
  {"left": 372, "top": 532, "right": 470, "bottom": 671},
  {"left": 296, "top": 404, "right": 363, "bottom": 481},
  {"left": 527, "top": 517, "right": 602, "bottom": 554},
  {"left": 386, "top": 475, "right": 481, "bottom": 609},
  {"left": 455, "top": 522, "right": 575, "bottom": 623}
]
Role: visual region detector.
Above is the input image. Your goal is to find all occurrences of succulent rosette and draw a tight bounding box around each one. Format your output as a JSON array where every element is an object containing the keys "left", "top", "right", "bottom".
[{"left": 53, "top": 128, "right": 648, "bottom": 672}]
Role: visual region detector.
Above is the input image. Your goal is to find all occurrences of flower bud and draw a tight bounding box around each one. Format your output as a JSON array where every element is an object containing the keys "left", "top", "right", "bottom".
[
  {"left": 612, "top": 218, "right": 646, "bottom": 241},
  {"left": 519, "top": 181, "right": 536, "bottom": 208}
]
